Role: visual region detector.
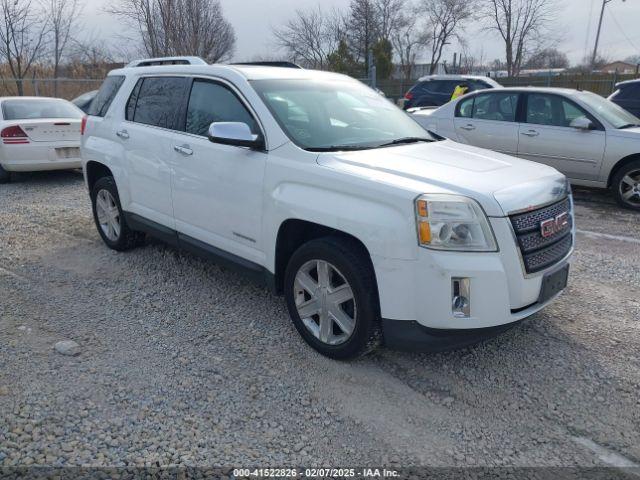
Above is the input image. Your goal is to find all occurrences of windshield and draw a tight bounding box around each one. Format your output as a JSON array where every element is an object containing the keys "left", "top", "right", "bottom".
[
  {"left": 577, "top": 91, "right": 640, "bottom": 128},
  {"left": 251, "top": 78, "right": 433, "bottom": 150},
  {"left": 2, "top": 99, "right": 82, "bottom": 121}
]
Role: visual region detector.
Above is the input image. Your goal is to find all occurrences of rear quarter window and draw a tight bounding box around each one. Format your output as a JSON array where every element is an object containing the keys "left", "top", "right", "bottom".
[{"left": 88, "top": 75, "right": 125, "bottom": 117}]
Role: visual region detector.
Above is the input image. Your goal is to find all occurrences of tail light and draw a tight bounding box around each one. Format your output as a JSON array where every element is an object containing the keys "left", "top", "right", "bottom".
[
  {"left": 404, "top": 91, "right": 414, "bottom": 100},
  {"left": 1, "top": 125, "right": 29, "bottom": 144},
  {"left": 81, "top": 116, "right": 88, "bottom": 135}
]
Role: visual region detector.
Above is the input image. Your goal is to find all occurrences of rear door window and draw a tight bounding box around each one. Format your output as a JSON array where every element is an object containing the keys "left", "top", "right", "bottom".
[
  {"left": 88, "top": 75, "right": 125, "bottom": 117},
  {"left": 472, "top": 92, "right": 519, "bottom": 122},
  {"left": 457, "top": 96, "right": 474, "bottom": 118},
  {"left": 128, "top": 77, "right": 189, "bottom": 130}
]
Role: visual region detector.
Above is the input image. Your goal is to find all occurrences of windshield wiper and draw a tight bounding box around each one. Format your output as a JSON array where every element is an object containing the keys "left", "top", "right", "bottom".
[
  {"left": 377, "top": 137, "right": 434, "bottom": 147},
  {"left": 618, "top": 123, "right": 640, "bottom": 129},
  {"left": 306, "top": 144, "right": 378, "bottom": 152}
]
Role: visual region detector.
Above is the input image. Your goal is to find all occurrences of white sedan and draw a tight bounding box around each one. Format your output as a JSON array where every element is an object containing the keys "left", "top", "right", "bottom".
[
  {"left": 0, "top": 97, "right": 83, "bottom": 183},
  {"left": 412, "top": 87, "right": 640, "bottom": 210}
]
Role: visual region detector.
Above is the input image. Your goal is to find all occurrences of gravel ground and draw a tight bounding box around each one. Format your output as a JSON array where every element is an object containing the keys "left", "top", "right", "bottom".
[{"left": 1, "top": 171, "right": 639, "bottom": 470}]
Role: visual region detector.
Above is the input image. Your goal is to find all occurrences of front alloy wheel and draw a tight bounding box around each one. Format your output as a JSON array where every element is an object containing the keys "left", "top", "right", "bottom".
[
  {"left": 294, "top": 259, "right": 357, "bottom": 346},
  {"left": 618, "top": 168, "right": 640, "bottom": 208},
  {"left": 284, "top": 237, "right": 382, "bottom": 359}
]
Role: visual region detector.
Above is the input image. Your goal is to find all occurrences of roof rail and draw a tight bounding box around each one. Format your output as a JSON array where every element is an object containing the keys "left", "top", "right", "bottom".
[
  {"left": 126, "top": 56, "right": 208, "bottom": 68},
  {"left": 231, "top": 61, "right": 303, "bottom": 69}
]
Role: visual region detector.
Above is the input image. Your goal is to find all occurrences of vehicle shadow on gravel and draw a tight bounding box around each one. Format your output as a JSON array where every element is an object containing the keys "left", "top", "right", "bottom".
[{"left": 4, "top": 169, "right": 84, "bottom": 186}]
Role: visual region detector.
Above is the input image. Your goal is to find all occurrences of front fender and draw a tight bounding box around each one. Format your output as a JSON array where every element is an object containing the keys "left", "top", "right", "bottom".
[{"left": 264, "top": 181, "right": 417, "bottom": 272}]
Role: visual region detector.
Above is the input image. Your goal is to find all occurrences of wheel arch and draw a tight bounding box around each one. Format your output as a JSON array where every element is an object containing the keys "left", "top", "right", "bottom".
[
  {"left": 85, "top": 161, "right": 114, "bottom": 192},
  {"left": 607, "top": 153, "right": 640, "bottom": 188},
  {"left": 273, "top": 219, "right": 378, "bottom": 296}
]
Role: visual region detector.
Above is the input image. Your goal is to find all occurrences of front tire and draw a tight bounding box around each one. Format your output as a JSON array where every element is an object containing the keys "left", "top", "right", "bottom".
[
  {"left": 612, "top": 160, "right": 640, "bottom": 210},
  {"left": 90, "top": 176, "right": 143, "bottom": 251},
  {"left": 284, "top": 237, "right": 382, "bottom": 359}
]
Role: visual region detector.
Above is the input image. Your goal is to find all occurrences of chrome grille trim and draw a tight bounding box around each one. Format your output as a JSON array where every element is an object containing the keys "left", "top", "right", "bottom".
[{"left": 509, "top": 198, "right": 574, "bottom": 275}]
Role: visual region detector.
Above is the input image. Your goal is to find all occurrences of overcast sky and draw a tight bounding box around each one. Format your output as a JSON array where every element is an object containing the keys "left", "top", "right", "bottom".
[{"left": 83, "top": 0, "right": 640, "bottom": 65}]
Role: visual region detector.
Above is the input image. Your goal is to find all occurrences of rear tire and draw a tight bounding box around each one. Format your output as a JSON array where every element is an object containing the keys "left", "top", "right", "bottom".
[
  {"left": 0, "top": 164, "right": 10, "bottom": 184},
  {"left": 612, "top": 160, "right": 640, "bottom": 210},
  {"left": 284, "top": 236, "right": 382, "bottom": 359},
  {"left": 90, "top": 176, "right": 143, "bottom": 251}
]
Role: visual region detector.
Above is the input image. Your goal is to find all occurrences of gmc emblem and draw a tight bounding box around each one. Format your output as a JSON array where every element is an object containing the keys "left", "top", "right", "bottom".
[{"left": 540, "top": 212, "right": 569, "bottom": 238}]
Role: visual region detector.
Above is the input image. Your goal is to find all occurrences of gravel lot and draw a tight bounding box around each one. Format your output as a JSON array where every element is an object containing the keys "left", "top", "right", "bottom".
[{"left": 1, "top": 171, "right": 639, "bottom": 470}]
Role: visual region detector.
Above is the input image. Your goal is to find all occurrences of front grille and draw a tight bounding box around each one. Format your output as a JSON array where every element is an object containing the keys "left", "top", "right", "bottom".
[{"left": 510, "top": 198, "right": 573, "bottom": 274}]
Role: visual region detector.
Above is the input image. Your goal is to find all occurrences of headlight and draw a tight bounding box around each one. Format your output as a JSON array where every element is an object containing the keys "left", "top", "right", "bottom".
[{"left": 415, "top": 194, "right": 497, "bottom": 251}]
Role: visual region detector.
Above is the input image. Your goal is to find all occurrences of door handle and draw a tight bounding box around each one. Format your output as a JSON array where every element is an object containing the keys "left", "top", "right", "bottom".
[
  {"left": 116, "top": 129, "right": 129, "bottom": 140},
  {"left": 174, "top": 144, "right": 193, "bottom": 156},
  {"left": 459, "top": 124, "right": 475, "bottom": 131},
  {"left": 521, "top": 130, "right": 539, "bottom": 137}
]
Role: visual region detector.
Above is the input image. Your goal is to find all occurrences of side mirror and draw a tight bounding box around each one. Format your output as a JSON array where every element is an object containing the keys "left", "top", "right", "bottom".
[
  {"left": 207, "top": 122, "right": 264, "bottom": 149},
  {"left": 569, "top": 116, "right": 593, "bottom": 130}
]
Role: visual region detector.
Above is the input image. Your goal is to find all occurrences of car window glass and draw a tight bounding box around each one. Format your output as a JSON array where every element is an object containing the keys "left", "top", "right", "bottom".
[
  {"left": 88, "top": 75, "right": 125, "bottom": 117},
  {"left": 185, "top": 80, "right": 258, "bottom": 137},
  {"left": 562, "top": 100, "right": 587, "bottom": 126},
  {"left": 526, "top": 94, "right": 590, "bottom": 127},
  {"left": 472, "top": 93, "right": 518, "bottom": 121},
  {"left": 457, "top": 97, "right": 474, "bottom": 118},
  {"left": 126, "top": 80, "right": 142, "bottom": 121},
  {"left": 2, "top": 99, "right": 82, "bottom": 120},
  {"left": 132, "top": 77, "right": 187, "bottom": 130},
  {"left": 619, "top": 84, "right": 640, "bottom": 99}
]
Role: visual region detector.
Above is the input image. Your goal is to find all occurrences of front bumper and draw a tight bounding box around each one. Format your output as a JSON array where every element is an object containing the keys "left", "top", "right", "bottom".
[{"left": 373, "top": 215, "right": 573, "bottom": 347}]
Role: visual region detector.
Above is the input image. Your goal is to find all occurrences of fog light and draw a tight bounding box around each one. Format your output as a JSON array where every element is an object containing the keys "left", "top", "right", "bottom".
[{"left": 452, "top": 277, "right": 471, "bottom": 318}]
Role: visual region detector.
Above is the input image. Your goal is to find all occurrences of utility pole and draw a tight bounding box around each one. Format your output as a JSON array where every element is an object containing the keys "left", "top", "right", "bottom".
[{"left": 592, "top": 0, "right": 626, "bottom": 67}]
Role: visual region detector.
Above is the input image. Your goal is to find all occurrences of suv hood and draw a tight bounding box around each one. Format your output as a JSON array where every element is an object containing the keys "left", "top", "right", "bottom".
[{"left": 317, "top": 140, "right": 568, "bottom": 217}]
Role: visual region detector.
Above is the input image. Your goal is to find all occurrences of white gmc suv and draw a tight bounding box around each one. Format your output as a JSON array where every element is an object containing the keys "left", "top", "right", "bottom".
[{"left": 81, "top": 57, "right": 574, "bottom": 359}]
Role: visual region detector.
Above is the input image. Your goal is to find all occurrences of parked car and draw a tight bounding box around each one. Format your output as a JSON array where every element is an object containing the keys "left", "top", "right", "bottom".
[
  {"left": 608, "top": 79, "right": 640, "bottom": 117},
  {"left": 82, "top": 57, "right": 574, "bottom": 359},
  {"left": 0, "top": 97, "right": 83, "bottom": 183},
  {"left": 412, "top": 87, "right": 640, "bottom": 210},
  {"left": 72, "top": 90, "right": 98, "bottom": 114},
  {"left": 403, "top": 74, "right": 501, "bottom": 110}
]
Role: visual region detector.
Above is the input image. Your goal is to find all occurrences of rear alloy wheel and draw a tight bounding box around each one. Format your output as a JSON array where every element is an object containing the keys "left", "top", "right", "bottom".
[
  {"left": 284, "top": 237, "right": 381, "bottom": 359},
  {"left": 96, "top": 189, "right": 121, "bottom": 242},
  {"left": 91, "top": 176, "right": 143, "bottom": 251},
  {"left": 613, "top": 160, "right": 640, "bottom": 210}
]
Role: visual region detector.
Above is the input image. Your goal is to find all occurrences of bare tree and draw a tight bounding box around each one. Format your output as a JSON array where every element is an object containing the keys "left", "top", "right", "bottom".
[
  {"left": 524, "top": 47, "right": 568, "bottom": 69},
  {"left": 390, "top": 11, "right": 430, "bottom": 80},
  {"left": 482, "top": 0, "right": 557, "bottom": 76},
  {"left": 0, "top": 0, "right": 48, "bottom": 95},
  {"left": 68, "top": 36, "right": 117, "bottom": 78},
  {"left": 46, "top": 0, "right": 82, "bottom": 96},
  {"left": 273, "top": 6, "right": 344, "bottom": 69},
  {"left": 419, "top": 0, "right": 475, "bottom": 75},
  {"left": 108, "top": 0, "right": 236, "bottom": 63}
]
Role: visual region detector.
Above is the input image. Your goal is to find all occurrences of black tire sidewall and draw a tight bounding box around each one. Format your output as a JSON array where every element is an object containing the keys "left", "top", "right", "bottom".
[
  {"left": 91, "top": 176, "right": 128, "bottom": 249},
  {"left": 284, "top": 238, "right": 380, "bottom": 360},
  {"left": 613, "top": 160, "right": 640, "bottom": 210}
]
